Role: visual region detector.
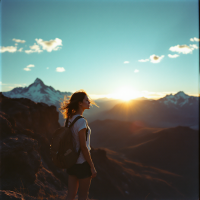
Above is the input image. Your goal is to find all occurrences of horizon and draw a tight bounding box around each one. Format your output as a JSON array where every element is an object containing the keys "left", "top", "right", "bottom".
[
  {"left": 0, "top": 0, "right": 199, "bottom": 101},
  {"left": 1, "top": 77, "right": 199, "bottom": 101}
]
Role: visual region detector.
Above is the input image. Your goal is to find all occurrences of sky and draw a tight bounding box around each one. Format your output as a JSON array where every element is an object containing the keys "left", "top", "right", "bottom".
[{"left": 0, "top": 0, "right": 199, "bottom": 100}]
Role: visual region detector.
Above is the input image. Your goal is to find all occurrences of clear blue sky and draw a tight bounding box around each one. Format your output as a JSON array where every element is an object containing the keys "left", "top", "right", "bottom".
[{"left": 0, "top": 0, "right": 199, "bottom": 100}]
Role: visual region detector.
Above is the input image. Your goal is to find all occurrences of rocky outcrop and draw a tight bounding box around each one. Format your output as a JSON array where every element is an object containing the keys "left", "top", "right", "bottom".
[
  {"left": 0, "top": 93, "right": 68, "bottom": 199},
  {"left": 0, "top": 93, "right": 60, "bottom": 141}
]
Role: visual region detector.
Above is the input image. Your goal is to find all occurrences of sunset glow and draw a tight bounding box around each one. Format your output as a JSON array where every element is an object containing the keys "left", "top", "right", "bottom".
[{"left": 107, "top": 87, "right": 143, "bottom": 101}]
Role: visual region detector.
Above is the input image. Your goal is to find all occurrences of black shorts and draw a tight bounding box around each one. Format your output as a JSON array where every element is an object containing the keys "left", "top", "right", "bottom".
[{"left": 67, "top": 161, "right": 92, "bottom": 179}]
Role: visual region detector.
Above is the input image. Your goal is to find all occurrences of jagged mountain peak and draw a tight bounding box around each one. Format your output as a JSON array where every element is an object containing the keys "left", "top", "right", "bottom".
[
  {"left": 174, "top": 91, "right": 188, "bottom": 98},
  {"left": 33, "top": 78, "right": 44, "bottom": 85},
  {"left": 164, "top": 91, "right": 188, "bottom": 99},
  {"left": 2, "top": 78, "right": 72, "bottom": 108}
]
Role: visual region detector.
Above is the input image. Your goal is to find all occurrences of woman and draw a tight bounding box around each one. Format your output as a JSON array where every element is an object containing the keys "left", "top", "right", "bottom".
[{"left": 60, "top": 90, "right": 98, "bottom": 200}]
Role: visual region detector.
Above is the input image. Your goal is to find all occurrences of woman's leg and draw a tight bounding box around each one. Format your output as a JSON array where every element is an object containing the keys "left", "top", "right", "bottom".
[
  {"left": 66, "top": 175, "right": 79, "bottom": 200},
  {"left": 78, "top": 176, "right": 92, "bottom": 200}
]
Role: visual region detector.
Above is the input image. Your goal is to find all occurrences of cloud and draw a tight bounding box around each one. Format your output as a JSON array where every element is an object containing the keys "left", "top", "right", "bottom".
[
  {"left": 168, "top": 54, "right": 179, "bottom": 58},
  {"left": 189, "top": 44, "right": 198, "bottom": 49},
  {"left": 169, "top": 44, "right": 194, "bottom": 54},
  {"left": 0, "top": 46, "right": 17, "bottom": 53},
  {"left": 24, "top": 68, "right": 31, "bottom": 71},
  {"left": 149, "top": 54, "right": 164, "bottom": 63},
  {"left": 27, "top": 64, "right": 35, "bottom": 68},
  {"left": 23, "top": 64, "right": 35, "bottom": 71},
  {"left": 36, "top": 38, "right": 62, "bottom": 52},
  {"left": 56, "top": 67, "right": 65, "bottom": 72},
  {"left": 18, "top": 48, "right": 23, "bottom": 52},
  {"left": 134, "top": 69, "right": 139, "bottom": 73},
  {"left": 124, "top": 61, "right": 129, "bottom": 64},
  {"left": 190, "top": 37, "right": 200, "bottom": 42},
  {"left": 12, "top": 38, "right": 26, "bottom": 43},
  {"left": 138, "top": 59, "right": 149, "bottom": 62},
  {"left": 25, "top": 43, "right": 43, "bottom": 54}
]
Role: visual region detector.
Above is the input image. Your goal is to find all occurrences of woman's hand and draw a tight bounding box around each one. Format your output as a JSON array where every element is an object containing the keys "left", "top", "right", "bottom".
[{"left": 91, "top": 167, "right": 97, "bottom": 178}]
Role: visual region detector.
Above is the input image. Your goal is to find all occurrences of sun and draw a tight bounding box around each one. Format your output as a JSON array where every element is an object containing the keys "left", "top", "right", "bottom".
[{"left": 107, "top": 86, "right": 142, "bottom": 101}]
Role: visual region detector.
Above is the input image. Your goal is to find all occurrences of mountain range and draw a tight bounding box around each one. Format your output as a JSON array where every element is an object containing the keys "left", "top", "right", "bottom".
[{"left": 2, "top": 78, "right": 199, "bottom": 129}]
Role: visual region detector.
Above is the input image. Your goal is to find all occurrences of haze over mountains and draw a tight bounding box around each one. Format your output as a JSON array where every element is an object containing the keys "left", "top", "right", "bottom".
[{"left": 3, "top": 78, "right": 199, "bottom": 130}]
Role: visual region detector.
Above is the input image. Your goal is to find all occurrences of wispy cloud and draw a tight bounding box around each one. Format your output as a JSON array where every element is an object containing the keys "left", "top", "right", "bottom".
[
  {"left": 36, "top": 38, "right": 62, "bottom": 52},
  {"left": 12, "top": 38, "right": 26, "bottom": 43},
  {"left": 138, "top": 59, "right": 149, "bottom": 62},
  {"left": 0, "top": 46, "right": 17, "bottom": 53},
  {"left": 168, "top": 54, "right": 179, "bottom": 58},
  {"left": 18, "top": 48, "right": 23, "bottom": 52},
  {"left": 1, "top": 38, "right": 62, "bottom": 54},
  {"left": 124, "top": 61, "right": 129, "bottom": 64},
  {"left": 56, "top": 67, "right": 65, "bottom": 72},
  {"left": 150, "top": 54, "right": 164, "bottom": 63},
  {"left": 24, "top": 68, "right": 31, "bottom": 71},
  {"left": 169, "top": 44, "right": 195, "bottom": 54},
  {"left": 27, "top": 64, "right": 35, "bottom": 68},
  {"left": 190, "top": 37, "right": 200, "bottom": 42},
  {"left": 134, "top": 69, "right": 139, "bottom": 73},
  {"left": 25, "top": 43, "right": 43, "bottom": 54},
  {"left": 23, "top": 64, "right": 35, "bottom": 71},
  {"left": 189, "top": 44, "right": 198, "bottom": 49}
]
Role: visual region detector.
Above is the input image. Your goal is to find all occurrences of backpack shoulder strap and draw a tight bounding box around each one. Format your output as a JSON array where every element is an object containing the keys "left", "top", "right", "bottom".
[
  {"left": 66, "top": 115, "right": 89, "bottom": 141},
  {"left": 68, "top": 115, "right": 84, "bottom": 128},
  {"left": 82, "top": 117, "right": 89, "bottom": 141}
]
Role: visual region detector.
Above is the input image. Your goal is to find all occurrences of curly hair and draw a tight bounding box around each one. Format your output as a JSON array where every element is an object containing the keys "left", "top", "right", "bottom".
[{"left": 59, "top": 89, "right": 98, "bottom": 119}]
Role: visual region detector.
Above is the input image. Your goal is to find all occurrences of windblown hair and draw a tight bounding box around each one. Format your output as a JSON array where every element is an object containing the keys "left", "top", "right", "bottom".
[{"left": 59, "top": 89, "right": 98, "bottom": 119}]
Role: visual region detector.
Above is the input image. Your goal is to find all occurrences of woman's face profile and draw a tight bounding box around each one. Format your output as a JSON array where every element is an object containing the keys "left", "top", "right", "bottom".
[{"left": 80, "top": 95, "right": 90, "bottom": 109}]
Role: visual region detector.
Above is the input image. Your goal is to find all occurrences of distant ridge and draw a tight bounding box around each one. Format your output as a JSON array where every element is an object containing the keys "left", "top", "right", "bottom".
[
  {"left": 3, "top": 78, "right": 72, "bottom": 105},
  {"left": 2, "top": 78, "right": 199, "bottom": 129},
  {"left": 87, "top": 91, "right": 199, "bottom": 129}
]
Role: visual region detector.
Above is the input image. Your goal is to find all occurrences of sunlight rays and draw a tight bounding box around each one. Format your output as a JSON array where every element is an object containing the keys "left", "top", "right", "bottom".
[{"left": 107, "top": 86, "right": 143, "bottom": 101}]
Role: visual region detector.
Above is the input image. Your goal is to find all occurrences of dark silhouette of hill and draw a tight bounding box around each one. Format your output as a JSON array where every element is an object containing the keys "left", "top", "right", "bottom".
[
  {"left": 0, "top": 93, "right": 198, "bottom": 200},
  {"left": 89, "top": 119, "right": 199, "bottom": 199},
  {"left": 90, "top": 119, "right": 163, "bottom": 150}
]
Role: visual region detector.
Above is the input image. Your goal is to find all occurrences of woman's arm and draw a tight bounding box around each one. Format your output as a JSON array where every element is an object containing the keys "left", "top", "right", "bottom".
[{"left": 78, "top": 128, "right": 97, "bottom": 178}]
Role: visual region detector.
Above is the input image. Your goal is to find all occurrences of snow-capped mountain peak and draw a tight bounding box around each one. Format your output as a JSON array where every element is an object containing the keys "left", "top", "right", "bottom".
[
  {"left": 33, "top": 78, "right": 44, "bottom": 85},
  {"left": 174, "top": 91, "right": 188, "bottom": 99},
  {"left": 3, "top": 78, "right": 72, "bottom": 106},
  {"left": 159, "top": 91, "right": 197, "bottom": 107}
]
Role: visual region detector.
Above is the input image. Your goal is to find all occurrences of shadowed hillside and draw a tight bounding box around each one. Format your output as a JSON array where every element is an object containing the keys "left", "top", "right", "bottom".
[{"left": 90, "top": 119, "right": 199, "bottom": 199}]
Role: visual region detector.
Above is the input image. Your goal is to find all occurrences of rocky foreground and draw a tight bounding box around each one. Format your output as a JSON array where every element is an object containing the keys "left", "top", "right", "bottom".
[{"left": 0, "top": 93, "right": 198, "bottom": 200}]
